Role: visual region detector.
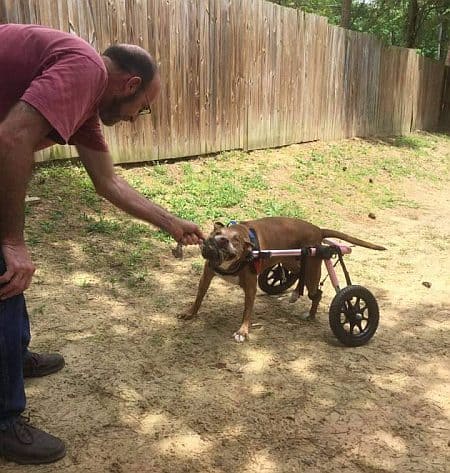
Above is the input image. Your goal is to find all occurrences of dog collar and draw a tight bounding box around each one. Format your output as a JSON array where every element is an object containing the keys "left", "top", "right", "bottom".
[{"left": 211, "top": 259, "right": 249, "bottom": 276}]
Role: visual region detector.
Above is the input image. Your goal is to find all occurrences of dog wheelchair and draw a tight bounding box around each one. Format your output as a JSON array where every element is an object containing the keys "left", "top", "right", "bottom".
[{"left": 254, "top": 240, "right": 379, "bottom": 347}]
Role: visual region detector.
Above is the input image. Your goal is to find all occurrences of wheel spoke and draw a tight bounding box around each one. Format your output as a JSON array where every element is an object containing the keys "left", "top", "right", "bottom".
[
  {"left": 356, "top": 319, "right": 365, "bottom": 332},
  {"left": 268, "top": 264, "right": 289, "bottom": 287}
]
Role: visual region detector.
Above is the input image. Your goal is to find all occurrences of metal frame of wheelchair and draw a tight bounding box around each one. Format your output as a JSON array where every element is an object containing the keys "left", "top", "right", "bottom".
[{"left": 254, "top": 240, "right": 379, "bottom": 347}]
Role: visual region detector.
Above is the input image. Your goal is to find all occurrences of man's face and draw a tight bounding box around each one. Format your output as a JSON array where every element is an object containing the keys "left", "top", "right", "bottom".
[{"left": 99, "top": 74, "right": 161, "bottom": 126}]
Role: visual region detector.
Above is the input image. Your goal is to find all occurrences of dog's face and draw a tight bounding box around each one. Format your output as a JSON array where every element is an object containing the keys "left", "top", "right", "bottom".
[{"left": 201, "top": 222, "right": 253, "bottom": 267}]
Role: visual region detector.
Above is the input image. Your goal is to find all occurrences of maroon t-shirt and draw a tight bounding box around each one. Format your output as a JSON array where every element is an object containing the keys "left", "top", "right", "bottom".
[{"left": 0, "top": 23, "right": 109, "bottom": 152}]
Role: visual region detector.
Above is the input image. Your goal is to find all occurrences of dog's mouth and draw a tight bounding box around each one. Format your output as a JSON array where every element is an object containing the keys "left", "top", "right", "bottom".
[{"left": 200, "top": 238, "right": 237, "bottom": 267}]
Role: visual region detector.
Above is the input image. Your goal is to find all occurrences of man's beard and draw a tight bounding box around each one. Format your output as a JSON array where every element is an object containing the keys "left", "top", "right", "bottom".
[{"left": 99, "top": 94, "right": 137, "bottom": 126}]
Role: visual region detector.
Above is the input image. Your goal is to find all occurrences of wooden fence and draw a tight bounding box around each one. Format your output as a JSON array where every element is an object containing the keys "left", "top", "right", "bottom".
[
  {"left": 0, "top": 0, "right": 446, "bottom": 164},
  {"left": 440, "top": 66, "right": 450, "bottom": 130}
]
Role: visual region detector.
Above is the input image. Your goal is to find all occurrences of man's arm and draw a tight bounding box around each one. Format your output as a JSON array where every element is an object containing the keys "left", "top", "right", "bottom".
[
  {"left": 0, "top": 101, "right": 52, "bottom": 299},
  {"left": 76, "top": 144, "right": 204, "bottom": 244}
]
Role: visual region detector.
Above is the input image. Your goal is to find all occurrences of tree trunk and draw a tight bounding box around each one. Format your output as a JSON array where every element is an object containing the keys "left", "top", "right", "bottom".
[
  {"left": 341, "top": 0, "right": 351, "bottom": 29},
  {"left": 405, "top": 0, "right": 419, "bottom": 48},
  {"left": 438, "top": 17, "right": 449, "bottom": 62}
]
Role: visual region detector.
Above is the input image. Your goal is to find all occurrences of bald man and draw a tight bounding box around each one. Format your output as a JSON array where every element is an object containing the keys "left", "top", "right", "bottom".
[{"left": 0, "top": 23, "right": 204, "bottom": 464}]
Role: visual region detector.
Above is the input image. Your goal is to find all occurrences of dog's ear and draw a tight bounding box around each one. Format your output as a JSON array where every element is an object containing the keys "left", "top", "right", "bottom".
[
  {"left": 243, "top": 241, "right": 254, "bottom": 261},
  {"left": 213, "top": 222, "right": 225, "bottom": 231},
  {"left": 243, "top": 236, "right": 252, "bottom": 247}
]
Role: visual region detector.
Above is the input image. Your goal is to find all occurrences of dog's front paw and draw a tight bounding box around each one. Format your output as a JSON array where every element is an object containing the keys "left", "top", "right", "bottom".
[
  {"left": 233, "top": 330, "right": 248, "bottom": 343},
  {"left": 178, "top": 311, "right": 196, "bottom": 320},
  {"left": 289, "top": 289, "right": 300, "bottom": 303},
  {"left": 299, "top": 311, "right": 315, "bottom": 321}
]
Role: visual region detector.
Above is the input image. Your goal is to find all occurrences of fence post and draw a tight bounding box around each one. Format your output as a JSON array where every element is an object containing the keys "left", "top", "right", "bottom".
[{"left": 439, "top": 50, "right": 450, "bottom": 131}]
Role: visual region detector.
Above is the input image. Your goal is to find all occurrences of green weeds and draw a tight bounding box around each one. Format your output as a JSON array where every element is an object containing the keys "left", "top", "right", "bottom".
[{"left": 27, "top": 132, "right": 448, "bottom": 291}]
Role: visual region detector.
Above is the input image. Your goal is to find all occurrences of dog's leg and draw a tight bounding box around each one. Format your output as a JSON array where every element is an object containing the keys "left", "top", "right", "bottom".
[
  {"left": 179, "top": 264, "right": 214, "bottom": 320},
  {"left": 307, "top": 288, "right": 322, "bottom": 319},
  {"left": 304, "top": 257, "right": 322, "bottom": 320},
  {"left": 289, "top": 279, "right": 301, "bottom": 303},
  {"left": 234, "top": 272, "right": 257, "bottom": 342}
]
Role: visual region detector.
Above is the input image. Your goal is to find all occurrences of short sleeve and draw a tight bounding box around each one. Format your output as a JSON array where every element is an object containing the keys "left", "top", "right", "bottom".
[
  {"left": 20, "top": 54, "right": 107, "bottom": 143},
  {"left": 70, "top": 113, "right": 109, "bottom": 152}
]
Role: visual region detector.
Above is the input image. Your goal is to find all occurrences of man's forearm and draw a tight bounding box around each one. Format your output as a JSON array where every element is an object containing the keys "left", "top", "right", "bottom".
[
  {"left": 0, "top": 146, "right": 34, "bottom": 243},
  {"left": 99, "top": 175, "right": 178, "bottom": 234},
  {"left": 0, "top": 101, "right": 52, "bottom": 244}
]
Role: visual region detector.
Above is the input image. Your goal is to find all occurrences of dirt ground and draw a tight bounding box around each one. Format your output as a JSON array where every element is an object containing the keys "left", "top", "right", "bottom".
[{"left": 1, "top": 139, "right": 449, "bottom": 472}]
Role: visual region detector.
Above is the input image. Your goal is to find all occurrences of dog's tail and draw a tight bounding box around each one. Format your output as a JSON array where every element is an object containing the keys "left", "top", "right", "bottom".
[{"left": 321, "top": 229, "right": 386, "bottom": 250}]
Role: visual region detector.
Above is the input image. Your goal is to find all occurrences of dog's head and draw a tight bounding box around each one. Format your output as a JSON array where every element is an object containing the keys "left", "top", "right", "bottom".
[{"left": 201, "top": 222, "right": 253, "bottom": 268}]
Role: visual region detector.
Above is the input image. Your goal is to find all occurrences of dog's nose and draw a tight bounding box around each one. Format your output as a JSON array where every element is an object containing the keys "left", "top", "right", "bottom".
[{"left": 215, "top": 236, "right": 229, "bottom": 248}]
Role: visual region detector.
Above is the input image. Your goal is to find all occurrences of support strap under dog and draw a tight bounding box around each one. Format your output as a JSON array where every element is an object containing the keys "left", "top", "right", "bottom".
[{"left": 296, "top": 248, "right": 309, "bottom": 296}]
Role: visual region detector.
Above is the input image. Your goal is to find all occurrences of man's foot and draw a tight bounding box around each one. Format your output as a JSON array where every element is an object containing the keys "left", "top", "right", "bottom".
[
  {"left": 23, "top": 352, "right": 65, "bottom": 378},
  {"left": 0, "top": 416, "right": 66, "bottom": 464}
]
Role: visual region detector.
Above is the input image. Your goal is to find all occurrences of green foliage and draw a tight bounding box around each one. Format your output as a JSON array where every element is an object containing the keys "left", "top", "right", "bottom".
[
  {"left": 269, "top": 0, "right": 450, "bottom": 60},
  {"left": 26, "top": 132, "right": 449, "bottom": 293},
  {"left": 392, "top": 134, "right": 435, "bottom": 150},
  {"left": 272, "top": 0, "right": 341, "bottom": 23}
]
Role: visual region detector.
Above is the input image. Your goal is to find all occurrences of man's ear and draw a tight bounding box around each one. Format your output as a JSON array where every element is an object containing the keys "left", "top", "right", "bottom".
[
  {"left": 213, "top": 222, "right": 225, "bottom": 231},
  {"left": 124, "top": 75, "right": 142, "bottom": 96}
]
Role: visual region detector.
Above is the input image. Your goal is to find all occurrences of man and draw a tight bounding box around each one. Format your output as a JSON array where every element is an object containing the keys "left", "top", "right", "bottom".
[{"left": 0, "top": 23, "right": 204, "bottom": 465}]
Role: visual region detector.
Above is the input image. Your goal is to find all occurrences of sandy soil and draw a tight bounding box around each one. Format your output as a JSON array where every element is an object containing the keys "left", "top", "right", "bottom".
[{"left": 1, "top": 150, "right": 449, "bottom": 473}]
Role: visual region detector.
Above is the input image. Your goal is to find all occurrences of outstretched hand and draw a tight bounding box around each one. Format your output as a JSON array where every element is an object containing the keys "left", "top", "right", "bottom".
[{"left": 170, "top": 218, "right": 205, "bottom": 246}]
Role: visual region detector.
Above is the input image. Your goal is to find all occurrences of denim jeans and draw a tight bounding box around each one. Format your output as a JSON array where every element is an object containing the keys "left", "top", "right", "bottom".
[{"left": 0, "top": 252, "right": 31, "bottom": 423}]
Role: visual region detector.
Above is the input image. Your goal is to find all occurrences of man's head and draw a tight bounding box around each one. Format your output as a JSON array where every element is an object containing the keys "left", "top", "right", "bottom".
[{"left": 99, "top": 44, "right": 161, "bottom": 126}]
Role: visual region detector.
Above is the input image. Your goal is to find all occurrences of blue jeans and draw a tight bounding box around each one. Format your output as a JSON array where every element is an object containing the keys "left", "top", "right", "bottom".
[{"left": 0, "top": 252, "right": 31, "bottom": 423}]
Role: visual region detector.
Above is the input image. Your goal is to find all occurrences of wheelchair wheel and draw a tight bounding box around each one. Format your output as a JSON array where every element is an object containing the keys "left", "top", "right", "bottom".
[
  {"left": 258, "top": 263, "right": 298, "bottom": 295},
  {"left": 329, "top": 285, "right": 379, "bottom": 347}
]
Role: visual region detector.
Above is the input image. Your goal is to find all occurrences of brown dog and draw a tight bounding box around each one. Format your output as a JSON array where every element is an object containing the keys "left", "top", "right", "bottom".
[{"left": 180, "top": 217, "right": 385, "bottom": 342}]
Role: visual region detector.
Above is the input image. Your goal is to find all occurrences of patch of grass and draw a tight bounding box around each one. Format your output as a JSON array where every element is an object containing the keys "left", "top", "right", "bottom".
[
  {"left": 240, "top": 173, "right": 269, "bottom": 191},
  {"left": 26, "top": 132, "right": 448, "bottom": 297},
  {"left": 150, "top": 164, "right": 174, "bottom": 185},
  {"left": 74, "top": 277, "right": 92, "bottom": 288},
  {"left": 27, "top": 231, "right": 40, "bottom": 247},
  {"left": 191, "top": 260, "right": 205, "bottom": 274},
  {"left": 255, "top": 198, "right": 306, "bottom": 219},
  {"left": 123, "top": 223, "right": 151, "bottom": 239},
  {"left": 392, "top": 135, "right": 434, "bottom": 150},
  {"left": 152, "top": 294, "right": 172, "bottom": 310},
  {"left": 40, "top": 220, "right": 56, "bottom": 234},
  {"left": 83, "top": 215, "right": 121, "bottom": 235}
]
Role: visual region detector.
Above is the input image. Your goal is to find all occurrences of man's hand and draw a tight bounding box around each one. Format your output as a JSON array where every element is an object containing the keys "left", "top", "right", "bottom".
[
  {"left": 0, "top": 242, "right": 35, "bottom": 300},
  {"left": 170, "top": 218, "right": 205, "bottom": 245}
]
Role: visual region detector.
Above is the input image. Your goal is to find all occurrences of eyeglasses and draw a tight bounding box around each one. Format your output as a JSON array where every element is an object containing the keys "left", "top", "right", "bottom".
[{"left": 138, "top": 107, "right": 152, "bottom": 116}]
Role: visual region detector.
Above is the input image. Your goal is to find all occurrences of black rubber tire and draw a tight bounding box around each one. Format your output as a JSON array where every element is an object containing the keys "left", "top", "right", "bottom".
[
  {"left": 257, "top": 263, "right": 299, "bottom": 295},
  {"left": 329, "top": 285, "right": 379, "bottom": 347}
]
